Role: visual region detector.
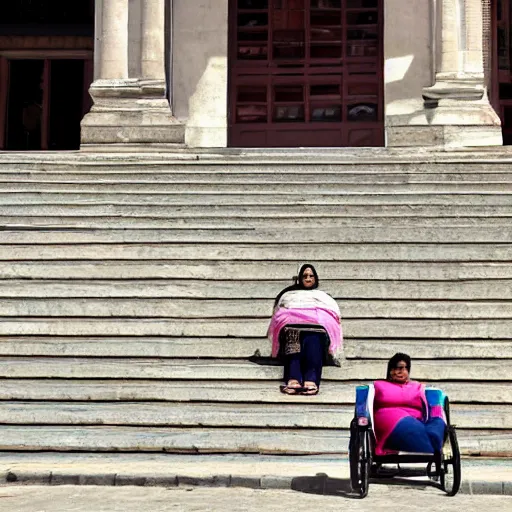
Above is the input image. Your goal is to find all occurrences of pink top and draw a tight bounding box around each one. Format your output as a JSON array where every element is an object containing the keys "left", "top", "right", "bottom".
[
  {"left": 373, "top": 380, "right": 427, "bottom": 455},
  {"left": 268, "top": 307, "right": 343, "bottom": 359}
]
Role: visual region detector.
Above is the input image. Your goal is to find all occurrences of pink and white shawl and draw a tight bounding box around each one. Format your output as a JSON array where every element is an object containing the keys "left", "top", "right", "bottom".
[{"left": 267, "top": 289, "right": 343, "bottom": 359}]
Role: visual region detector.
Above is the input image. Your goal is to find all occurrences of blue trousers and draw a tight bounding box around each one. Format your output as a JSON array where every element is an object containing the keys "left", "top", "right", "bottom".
[
  {"left": 385, "top": 416, "right": 446, "bottom": 453},
  {"left": 283, "top": 331, "right": 324, "bottom": 387}
]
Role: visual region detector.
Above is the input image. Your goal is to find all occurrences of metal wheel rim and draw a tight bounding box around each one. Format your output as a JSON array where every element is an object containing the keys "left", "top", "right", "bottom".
[
  {"left": 357, "top": 431, "right": 370, "bottom": 498},
  {"left": 441, "top": 428, "right": 461, "bottom": 496}
]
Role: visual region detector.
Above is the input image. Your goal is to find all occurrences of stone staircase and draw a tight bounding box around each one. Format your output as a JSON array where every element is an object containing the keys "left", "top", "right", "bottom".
[{"left": 0, "top": 150, "right": 510, "bottom": 456}]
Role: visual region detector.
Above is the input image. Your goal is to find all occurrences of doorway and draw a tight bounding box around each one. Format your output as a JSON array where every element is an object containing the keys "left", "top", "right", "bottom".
[
  {"left": 0, "top": 0, "right": 94, "bottom": 150},
  {"left": 228, "top": 0, "right": 384, "bottom": 147},
  {"left": 1, "top": 57, "right": 92, "bottom": 150}
]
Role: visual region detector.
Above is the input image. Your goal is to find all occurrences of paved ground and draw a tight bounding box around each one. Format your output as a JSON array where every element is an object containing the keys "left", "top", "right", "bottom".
[{"left": 1, "top": 485, "right": 511, "bottom": 512}]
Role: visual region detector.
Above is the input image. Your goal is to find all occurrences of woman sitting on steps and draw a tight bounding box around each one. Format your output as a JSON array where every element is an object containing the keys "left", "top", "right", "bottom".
[{"left": 267, "top": 263, "right": 343, "bottom": 396}]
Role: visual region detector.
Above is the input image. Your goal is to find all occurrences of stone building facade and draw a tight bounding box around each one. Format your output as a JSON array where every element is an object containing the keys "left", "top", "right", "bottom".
[{"left": 0, "top": 0, "right": 511, "bottom": 150}]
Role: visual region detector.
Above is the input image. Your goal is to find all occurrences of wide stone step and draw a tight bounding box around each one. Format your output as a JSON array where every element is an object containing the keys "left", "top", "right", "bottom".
[
  {"left": 0, "top": 379, "right": 509, "bottom": 404},
  {"left": 1, "top": 151, "right": 512, "bottom": 168},
  {"left": 0, "top": 298, "right": 508, "bottom": 319},
  {"left": 0, "top": 261, "right": 509, "bottom": 280},
  {"left": 0, "top": 318, "right": 511, "bottom": 338},
  {"left": 1, "top": 279, "right": 511, "bottom": 300},
  {"left": 1, "top": 337, "right": 510, "bottom": 359},
  {"left": 343, "top": 339, "right": 512, "bottom": 359},
  {"left": 0, "top": 425, "right": 507, "bottom": 456},
  {"left": 1, "top": 402, "right": 351, "bottom": 429},
  {"left": 1, "top": 204, "right": 511, "bottom": 219},
  {"left": 2, "top": 170, "right": 512, "bottom": 183},
  {"left": 1, "top": 244, "right": 511, "bottom": 262},
  {"left": 1, "top": 192, "right": 511, "bottom": 206},
  {"left": 1, "top": 402, "right": 509, "bottom": 429},
  {"left": 3, "top": 216, "right": 510, "bottom": 228},
  {"left": 0, "top": 154, "right": 509, "bottom": 459},
  {"left": 1, "top": 226, "right": 511, "bottom": 244},
  {"left": 0, "top": 358, "right": 508, "bottom": 381},
  {"left": 2, "top": 181, "right": 512, "bottom": 194}
]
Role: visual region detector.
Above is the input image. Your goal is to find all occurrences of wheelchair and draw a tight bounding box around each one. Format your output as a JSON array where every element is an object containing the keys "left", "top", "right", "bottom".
[{"left": 349, "top": 384, "right": 461, "bottom": 498}]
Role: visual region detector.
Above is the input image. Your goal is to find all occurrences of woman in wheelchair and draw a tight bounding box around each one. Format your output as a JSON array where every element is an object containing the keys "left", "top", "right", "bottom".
[
  {"left": 350, "top": 353, "right": 461, "bottom": 497},
  {"left": 267, "top": 263, "right": 342, "bottom": 396},
  {"left": 374, "top": 353, "right": 446, "bottom": 456}
]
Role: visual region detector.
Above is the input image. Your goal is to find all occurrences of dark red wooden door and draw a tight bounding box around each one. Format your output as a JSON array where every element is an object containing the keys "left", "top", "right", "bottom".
[
  {"left": 493, "top": 0, "right": 512, "bottom": 144},
  {"left": 228, "top": 0, "right": 384, "bottom": 148},
  {"left": 0, "top": 57, "right": 7, "bottom": 150}
]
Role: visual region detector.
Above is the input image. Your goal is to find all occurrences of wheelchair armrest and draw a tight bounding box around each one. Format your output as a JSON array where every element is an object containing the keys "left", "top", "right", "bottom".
[
  {"left": 425, "top": 386, "right": 449, "bottom": 425},
  {"left": 354, "top": 384, "right": 374, "bottom": 427}
]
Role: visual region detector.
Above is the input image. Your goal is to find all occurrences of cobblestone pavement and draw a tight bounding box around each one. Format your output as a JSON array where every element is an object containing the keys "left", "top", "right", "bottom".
[{"left": 0, "top": 485, "right": 511, "bottom": 512}]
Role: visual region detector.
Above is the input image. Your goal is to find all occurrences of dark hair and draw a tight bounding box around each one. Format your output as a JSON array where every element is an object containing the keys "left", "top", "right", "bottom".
[{"left": 386, "top": 352, "right": 411, "bottom": 380}]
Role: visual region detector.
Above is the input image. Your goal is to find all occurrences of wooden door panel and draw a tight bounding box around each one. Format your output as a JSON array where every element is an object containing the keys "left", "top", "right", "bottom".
[
  {"left": 41, "top": 59, "right": 51, "bottom": 150},
  {"left": 494, "top": 0, "right": 512, "bottom": 144},
  {"left": 0, "top": 56, "right": 7, "bottom": 149},
  {"left": 229, "top": 0, "right": 384, "bottom": 147}
]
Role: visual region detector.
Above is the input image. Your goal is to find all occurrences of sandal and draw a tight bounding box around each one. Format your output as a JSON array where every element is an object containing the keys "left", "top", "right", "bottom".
[
  {"left": 280, "top": 379, "right": 303, "bottom": 395},
  {"left": 301, "top": 382, "right": 319, "bottom": 396}
]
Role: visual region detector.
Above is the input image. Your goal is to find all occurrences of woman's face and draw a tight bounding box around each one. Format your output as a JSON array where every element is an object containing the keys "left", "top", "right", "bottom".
[
  {"left": 301, "top": 268, "right": 316, "bottom": 289},
  {"left": 390, "top": 360, "right": 409, "bottom": 383}
]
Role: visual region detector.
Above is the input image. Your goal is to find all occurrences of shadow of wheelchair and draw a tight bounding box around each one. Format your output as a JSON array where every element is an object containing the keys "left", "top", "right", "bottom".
[
  {"left": 291, "top": 468, "right": 443, "bottom": 499},
  {"left": 291, "top": 473, "right": 360, "bottom": 499}
]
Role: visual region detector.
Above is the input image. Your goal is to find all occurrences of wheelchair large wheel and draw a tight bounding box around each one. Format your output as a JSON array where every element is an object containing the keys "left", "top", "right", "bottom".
[
  {"left": 440, "top": 426, "right": 461, "bottom": 496},
  {"left": 350, "top": 427, "right": 371, "bottom": 498}
]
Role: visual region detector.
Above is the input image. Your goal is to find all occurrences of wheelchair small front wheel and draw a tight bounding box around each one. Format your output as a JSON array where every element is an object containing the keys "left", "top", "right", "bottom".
[
  {"left": 440, "top": 426, "right": 461, "bottom": 496},
  {"left": 350, "top": 428, "right": 371, "bottom": 498}
]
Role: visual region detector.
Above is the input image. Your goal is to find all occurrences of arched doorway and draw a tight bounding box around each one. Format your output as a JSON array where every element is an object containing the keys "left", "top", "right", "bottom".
[
  {"left": 0, "top": 0, "right": 94, "bottom": 151},
  {"left": 228, "top": 0, "right": 384, "bottom": 148}
]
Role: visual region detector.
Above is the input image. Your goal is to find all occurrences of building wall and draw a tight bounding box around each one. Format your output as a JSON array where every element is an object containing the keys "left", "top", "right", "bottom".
[
  {"left": 167, "top": 0, "right": 498, "bottom": 148},
  {"left": 171, "top": 0, "right": 434, "bottom": 148},
  {"left": 384, "top": 0, "right": 434, "bottom": 145},
  {"left": 173, "top": 0, "right": 228, "bottom": 147}
]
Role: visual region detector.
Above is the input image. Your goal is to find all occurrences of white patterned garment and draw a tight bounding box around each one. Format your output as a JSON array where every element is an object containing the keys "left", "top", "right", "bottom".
[{"left": 277, "top": 289, "right": 341, "bottom": 317}]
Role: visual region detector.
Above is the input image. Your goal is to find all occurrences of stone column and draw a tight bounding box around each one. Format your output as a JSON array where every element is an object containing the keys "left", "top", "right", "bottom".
[
  {"left": 422, "top": 0, "right": 502, "bottom": 147},
  {"left": 100, "top": 0, "right": 129, "bottom": 80},
  {"left": 437, "top": 0, "right": 459, "bottom": 77},
  {"left": 462, "top": 0, "right": 484, "bottom": 75},
  {"left": 141, "top": 0, "right": 165, "bottom": 81},
  {"left": 81, "top": 0, "right": 184, "bottom": 151}
]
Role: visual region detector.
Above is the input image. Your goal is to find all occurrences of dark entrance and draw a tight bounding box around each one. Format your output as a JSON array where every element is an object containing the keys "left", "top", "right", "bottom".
[
  {"left": 228, "top": 0, "right": 384, "bottom": 148},
  {"left": 0, "top": 0, "right": 94, "bottom": 150},
  {"left": 3, "top": 59, "right": 90, "bottom": 150},
  {"left": 493, "top": 0, "right": 512, "bottom": 144}
]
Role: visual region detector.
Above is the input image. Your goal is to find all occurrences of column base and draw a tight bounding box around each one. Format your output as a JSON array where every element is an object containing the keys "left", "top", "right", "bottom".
[
  {"left": 422, "top": 77, "right": 485, "bottom": 102},
  {"left": 80, "top": 79, "right": 185, "bottom": 150},
  {"left": 387, "top": 80, "right": 503, "bottom": 148},
  {"left": 387, "top": 123, "right": 503, "bottom": 149}
]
